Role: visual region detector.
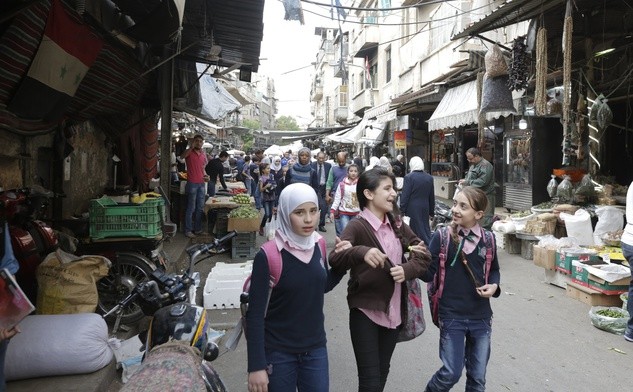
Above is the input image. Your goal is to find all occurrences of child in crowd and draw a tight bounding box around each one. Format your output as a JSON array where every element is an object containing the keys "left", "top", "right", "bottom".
[
  {"left": 258, "top": 163, "right": 277, "bottom": 236},
  {"left": 246, "top": 183, "right": 344, "bottom": 392},
  {"left": 421, "top": 186, "right": 501, "bottom": 392},
  {"left": 329, "top": 167, "right": 431, "bottom": 392},
  {"left": 329, "top": 164, "right": 360, "bottom": 233}
]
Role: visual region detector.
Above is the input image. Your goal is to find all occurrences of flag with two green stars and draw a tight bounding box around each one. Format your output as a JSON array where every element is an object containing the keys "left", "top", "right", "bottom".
[{"left": 8, "top": 0, "right": 103, "bottom": 122}]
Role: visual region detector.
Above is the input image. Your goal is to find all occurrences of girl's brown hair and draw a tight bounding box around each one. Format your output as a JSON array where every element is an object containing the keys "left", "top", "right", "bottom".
[{"left": 449, "top": 186, "right": 488, "bottom": 244}]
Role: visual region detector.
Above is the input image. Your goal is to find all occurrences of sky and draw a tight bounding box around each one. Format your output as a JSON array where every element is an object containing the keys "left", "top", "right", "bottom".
[{"left": 258, "top": 1, "right": 341, "bottom": 127}]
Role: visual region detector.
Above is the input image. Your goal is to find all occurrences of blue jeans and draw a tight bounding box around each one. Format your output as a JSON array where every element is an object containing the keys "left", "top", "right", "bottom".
[
  {"left": 622, "top": 243, "right": 633, "bottom": 337},
  {"left": 426, "top": 318, "right": 492, "bottom": 392},
  {"left": 244, "top": 178, "right": 252, "bottom": 196},
  {"left": 185, "top": 182, "right": 206, "bottom": 234},
  {"left": 253, "top": 180, "right": 262, "bottom": 209},
  {"left": 260, "top": 200, "right": 275, "bottom": 228},
  {"left": 336, "top": 214, "right": 356, "bottom": 235},
  {"left": 265, "top": 346, "right": 329, "bottom": 392}
]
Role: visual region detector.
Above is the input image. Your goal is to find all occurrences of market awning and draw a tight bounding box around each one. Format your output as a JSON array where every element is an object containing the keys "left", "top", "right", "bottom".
[
  {"left": 452, "top": 0, "right": 565, "bottom": 40},
  {"left": 427, "top": 80, "right": 523, "bottom": 132},
  {"left": 222, "top": 83, "right": 256, "bottom": 106}
]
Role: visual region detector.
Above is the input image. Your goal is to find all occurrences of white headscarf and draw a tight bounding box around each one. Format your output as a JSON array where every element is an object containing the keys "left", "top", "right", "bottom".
[
  {"left": 270, "top": 156, "right": 282, "bottom": 172},
  {"left": 409, "top": 156, "right": 424, "bottom": 172},
  {"left": 366, "top": 156, "right": 380, "bottom": 170},
  {"left": 379, "top": 156, "right": 392, "bottom": 170},
  {"left": 276, "top": 183, "right": 321, "bottom": 251}
]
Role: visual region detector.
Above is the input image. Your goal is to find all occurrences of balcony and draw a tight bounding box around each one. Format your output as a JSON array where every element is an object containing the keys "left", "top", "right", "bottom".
[
  {"left": 351, "top": 23, "right": 379, "bottom": 58},
  {"left": 351, "top": 88, "right": 378, "bottom": 117},
  {"left": 334, "top": 107, "right": 348, "bottom": 124},
  {"left": 311, "top": 84, "right": 323, "bottom": 101}
]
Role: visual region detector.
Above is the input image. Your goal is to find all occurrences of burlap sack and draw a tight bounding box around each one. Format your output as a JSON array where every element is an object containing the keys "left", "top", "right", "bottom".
[
  {"left": 36, "top": 249, "right": 110, "bottom": 314},
  {"left": 485, "top": 44, "right": 508, "bottom": 77}
]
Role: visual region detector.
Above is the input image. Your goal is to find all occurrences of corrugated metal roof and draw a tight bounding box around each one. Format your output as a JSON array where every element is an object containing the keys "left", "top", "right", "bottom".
[{"left": 452, "top": 0, "right": 566, "bottom": 40}]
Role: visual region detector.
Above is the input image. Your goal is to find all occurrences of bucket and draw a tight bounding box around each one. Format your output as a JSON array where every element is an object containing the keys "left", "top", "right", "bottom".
[{"left": 621, "top": 293, "right": 629, "bottom": 310}]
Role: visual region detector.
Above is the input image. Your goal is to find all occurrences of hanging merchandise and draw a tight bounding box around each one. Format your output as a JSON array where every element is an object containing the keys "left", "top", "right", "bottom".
[
  {"left": 546, "top": 175, "right": 558, "bottom": 199},
  {"left": 589, "top": 94, "right": 613, "bottom": 130},
  {"left": 480, "top": 74, "right": 516, "bottom": 115},
  {"left": 508, "top": 36, "right": 529, "bottom": 91},
  {"left": 556, "top": 175, "right": 573, "bottom": 203},
  {"left": 534, "top": 27, "right": 548, "bottom": 116},
  {"left": 484, "top": 44, "right": 509, "bottom": 78},
  {"left": 562, "top": 1, "right": 573, "bottom": 130},
  {"left": 574, "top": 174, "right": 596, "bottom": 204}
]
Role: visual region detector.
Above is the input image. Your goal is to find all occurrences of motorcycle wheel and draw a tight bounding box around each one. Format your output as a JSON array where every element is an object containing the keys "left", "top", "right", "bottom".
[{"left": 97, "top": 252, "right": 156, "bottom": 325}]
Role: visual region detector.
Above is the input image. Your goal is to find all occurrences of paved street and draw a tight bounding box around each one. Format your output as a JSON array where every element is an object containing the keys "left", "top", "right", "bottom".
[{"left": 200, "top": 220, "right": 633, "bottom": 392}]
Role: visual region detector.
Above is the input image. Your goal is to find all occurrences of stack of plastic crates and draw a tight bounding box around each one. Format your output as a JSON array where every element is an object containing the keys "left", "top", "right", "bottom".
[
  {"left": 215, "top": 208, "right": 230, "bottom": 237},
  {"left": 90, "top": 196, "right": 164, "bottom": 239},
  {"left": 231, "top": 231, "right": 257, "bottom": 261}
]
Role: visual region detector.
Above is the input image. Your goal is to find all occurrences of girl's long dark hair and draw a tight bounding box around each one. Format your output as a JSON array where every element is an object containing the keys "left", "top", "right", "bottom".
[{"left": 357, "top": 167, "right": 403, "bottom": 242}]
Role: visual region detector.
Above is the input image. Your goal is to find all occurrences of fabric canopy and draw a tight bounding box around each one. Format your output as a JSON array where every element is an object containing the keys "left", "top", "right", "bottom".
[
  {"left": 195, "top": 63, "right": 241, "bottom": 121},
  {"left": 427, "top": 80, "right": 523, "bottom": 131}
]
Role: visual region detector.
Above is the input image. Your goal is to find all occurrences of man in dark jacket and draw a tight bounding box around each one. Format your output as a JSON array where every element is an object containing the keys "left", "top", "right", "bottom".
[
  {"left": 205, "top": 150, "right": 229, "bottom": 196},
  {"left": 311, "top": 151, "right": 331, "bottom": 232}
]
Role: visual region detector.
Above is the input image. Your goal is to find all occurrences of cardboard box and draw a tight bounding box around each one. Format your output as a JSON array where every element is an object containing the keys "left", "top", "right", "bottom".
[
  {"left": 587, "top": 273, "right": 630, "bottom": 295},
  {"left": 566, "top": 281, "right": 623, "bottom": 307},
  {"left": 555, "top": 249, "right": 599, "bottom": 274},
  {"left": 533, "top": 246, "right": 556, "bottom": 270},
  {"left": 570, "top": 260, "right": 589, "bottom": 283},
  {"left": 227, "top": 217, "right": 260, "bottom": 232},
  {"left": 544, "top": 269, "right": 571, "bottom": 289}
]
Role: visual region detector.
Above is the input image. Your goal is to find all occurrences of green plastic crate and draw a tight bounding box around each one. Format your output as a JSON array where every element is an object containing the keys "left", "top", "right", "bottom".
[{"left": 90, "top": 196, "right": 164, "bottom": 239}]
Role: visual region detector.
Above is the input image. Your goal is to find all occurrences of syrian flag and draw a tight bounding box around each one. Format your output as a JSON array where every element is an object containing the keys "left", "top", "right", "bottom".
[{"left": 8, "top": 0, "right": 103, "bottom": 121}]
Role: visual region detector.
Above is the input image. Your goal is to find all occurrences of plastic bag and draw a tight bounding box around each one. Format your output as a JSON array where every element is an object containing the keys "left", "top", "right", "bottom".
[
  {"left": 559, "top": 209, "right": 594, "bottom": 245},
  {"left": 589, "top": 306, "right": 630, "bottom": 335},
  {"left": 593, "top": 206, "right": 625, "bottom": 245},
  {"left": 556, "top": 175, "right": 573, "bottom": 203},
  {"left": 264, "top": 216, "right": 279, "bottom": 240},
  {"left": 546, "top": 175, "right": 558, "bottom": 198},
  {"left": 484, "top": 44, "right": 508, "bottom": 77}
]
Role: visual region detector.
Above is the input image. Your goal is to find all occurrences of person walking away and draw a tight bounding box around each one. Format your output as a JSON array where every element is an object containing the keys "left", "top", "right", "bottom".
[
  {"left": 286, "top": 147, "right": 318, "bottom": 189},
  {"left": 329, "top": 164, "right": 360, "bottom": 233},
  {"left": 250, "top": 156, "right": 262, "bottom": 211},
  {"left": 329, "top": 167, "right": 431, "bottom": 392},
  {"left": 459, "top": 148, "right": 495, "bottom": 228},
  {"left": 1, "top": 221, "right": 21, "bottom": 390},
  {"left": 180, "top": 134, "right": 209, "bottom": 238},
  {"left": 421, "top": 186, "right": 501, "bottom": 392},
  {"left": 393, "top": 155, "right": 405, "bottom": 176},
  {"left": 246, "top": 183, "right": 344, "bottom": 392},
  {"left": 205, "top": 150, "right": 229, "bottom": 197},
  {"left": 311, "top": 152, "right": 331, "bottom": 233},
  {"left": 378, "top": 156, "right": 393, "bottom": 174},
  {"left": 621, "top": 180, "right": 633, "bottom": 342},
  {"left": 242, "top": 155, "right": 253, "bottom": 196},
  {"left": 400, "top": 156, "right": 435, "bottom": 245},
  {"left": 365, "top": 156, "right": 380, "bottom": 171},
  {"left": 258, "top": 163, "right": 278, "bottom": 236},
  {"left": 326, "top": 152, "right": 350, "bottom": 236},
  {"left": 236, "top": 153, "right": 245, "bottom": 182}
]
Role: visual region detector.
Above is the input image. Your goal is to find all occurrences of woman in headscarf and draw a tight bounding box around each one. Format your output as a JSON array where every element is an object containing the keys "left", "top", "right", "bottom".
[
  {"left": 365, "top": 156, "right": 380, "bottom": 171},
  {"left": 378, "top": 156, "right": 393, "bottom": 174},
  {"left": 400, "top": 156, "right": 435, "bottom": 245},
  {"left": 246, "top": 183, "right": 344, "bottom": 392},
  {"left": 285, "top": 147, "right": 318, "bottom": 189}
]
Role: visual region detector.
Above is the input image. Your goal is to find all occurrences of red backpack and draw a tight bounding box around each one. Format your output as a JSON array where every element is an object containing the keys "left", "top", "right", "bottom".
[{"left": 427, "top": 226, "right": 495, "bottom": 327}]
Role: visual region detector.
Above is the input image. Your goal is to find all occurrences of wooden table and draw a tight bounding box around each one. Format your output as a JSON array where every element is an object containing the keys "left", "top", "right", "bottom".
[{"left": 204, "top": 196, "right": 254, "bottom": 214}]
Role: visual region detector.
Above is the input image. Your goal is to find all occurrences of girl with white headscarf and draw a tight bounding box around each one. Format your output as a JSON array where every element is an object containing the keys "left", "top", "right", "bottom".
[
  {"left": 246, "top": 183, "right": 343, "bottom": 392},
  {"left": 365, "top": 156, "right": 380, "bottom": 171}
]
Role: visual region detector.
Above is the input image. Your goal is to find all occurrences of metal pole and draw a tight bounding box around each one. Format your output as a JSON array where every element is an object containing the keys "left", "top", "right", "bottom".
[{"left": 159, "top": 44, "right": 174, "bottom": 195}]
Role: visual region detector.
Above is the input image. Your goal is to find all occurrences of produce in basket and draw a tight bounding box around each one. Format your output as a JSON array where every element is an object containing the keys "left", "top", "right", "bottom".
[
  {"left": 229, "top": 206, "right": 259, "bottom": 219},
  {"left": 231, "top": 194, "right": 252, "bottom": 204},
  {"left": 601, "top": 230, "right": 623, "bottom": 247},
  {"left": 589, "top": 306, "right": 630, "bottom": 335}
]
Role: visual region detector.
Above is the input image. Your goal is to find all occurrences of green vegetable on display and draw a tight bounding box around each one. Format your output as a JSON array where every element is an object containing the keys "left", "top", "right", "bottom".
[
  {"left": 231, "top": 194, "right": 252, "bottom": 204},
  {"left": 229, "top": 206, "right": 259, "bottom": 219},
  {"left": 596, "top": 309, "right": 627, "bottom": 318}
]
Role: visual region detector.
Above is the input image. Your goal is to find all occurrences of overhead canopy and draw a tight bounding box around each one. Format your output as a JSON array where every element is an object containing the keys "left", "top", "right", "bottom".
[{"left": 427, "top": 80, "right": 523, "bottom": 132}]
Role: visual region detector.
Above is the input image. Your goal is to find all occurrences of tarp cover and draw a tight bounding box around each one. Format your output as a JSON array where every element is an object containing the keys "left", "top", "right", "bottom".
[{"left": 194, "top": 63, "right": 241, "bottom": 121}]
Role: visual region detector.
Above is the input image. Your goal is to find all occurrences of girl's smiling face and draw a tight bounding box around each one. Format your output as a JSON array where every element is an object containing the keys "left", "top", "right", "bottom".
[
  {"left": 364, "top": 177, "right": 397, "bottom": 214},
  {"left": 348, "top": 167, "right": 359, "bottom": 180},
  {"left": 451, "top": 192, "right": 483, "bottom": 228},
  {"left": 290, "top": 202, "right": 319, "bottom": 236}
]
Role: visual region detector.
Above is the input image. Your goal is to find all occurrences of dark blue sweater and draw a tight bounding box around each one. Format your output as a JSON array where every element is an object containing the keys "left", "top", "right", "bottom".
[
  {"left": 246, "top": 245, "right": 342, "bottom": 372},
  {"left": 422, "top": 230, "right": 501, "bottom": 320}
]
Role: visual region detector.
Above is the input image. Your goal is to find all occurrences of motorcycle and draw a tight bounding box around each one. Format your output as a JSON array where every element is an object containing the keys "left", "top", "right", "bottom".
[
  {"left": 0, "top": 186, "right": 58, "bottom": 304},
  {"left": 108, "top": 231, "right": 237, "bottom": 391},
  {"left": 431, "top": 199, "right": 453, "bottom": 232}
]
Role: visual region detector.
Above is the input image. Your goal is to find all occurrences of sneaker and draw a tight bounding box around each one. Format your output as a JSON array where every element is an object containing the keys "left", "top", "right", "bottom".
[
  {"left": 185, "top": 232, "right": 196, "bottom": 239},
  {"left": 194, "top": 230, "right": 208, "bottom": 236},
  {"left": 259, "top": 228, "right": 265, "bottom": 236},
  {"left": 318, "top": 226, "right": 327, "bottom": 232},
  {"left": 625, "top": 334, "right": 633, "bottom": 342}
]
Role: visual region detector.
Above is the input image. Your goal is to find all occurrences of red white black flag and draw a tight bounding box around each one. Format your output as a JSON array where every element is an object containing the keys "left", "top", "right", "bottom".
[{"left": 8, "top": 0, "right": 103, "bottom": 121}]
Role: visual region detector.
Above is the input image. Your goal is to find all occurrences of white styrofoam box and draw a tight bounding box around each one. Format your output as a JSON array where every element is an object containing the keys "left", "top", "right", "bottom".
[{"left": 203, "top": 261, "right": 253, "bottom": 309}]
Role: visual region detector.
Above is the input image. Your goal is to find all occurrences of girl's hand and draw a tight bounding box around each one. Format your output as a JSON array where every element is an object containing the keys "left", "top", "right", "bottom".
[
  {"left": 408, "top": 243, "right": 431, "bottom": 260},
  {"left": 334, "top": 237, "right": 352, "bottom": 253},
  {"left": 329, "top": 213, "right": 335, "bottom": 222},
  {"left": 390, "top": 265, "right": 405, "bottom": 283},
  {"left": 0, "top": 325, "right": 21, "bottom": 340},
  {"left": 364, "top": 248, "right": 388, "bottom": 268},
  {"left": 476, "top": 283, "right": 498, "bottom": 298},
  {"left": 248, "top": 370, "right": 269, "bottom": 392}
]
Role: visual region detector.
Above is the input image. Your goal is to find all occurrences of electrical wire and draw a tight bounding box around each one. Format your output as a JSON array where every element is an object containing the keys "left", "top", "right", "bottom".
[{"left": 301, "top": 0, "right": 451, "bottom": 12}]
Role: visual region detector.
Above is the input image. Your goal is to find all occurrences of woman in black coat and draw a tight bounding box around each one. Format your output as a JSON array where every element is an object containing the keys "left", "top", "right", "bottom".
[{"left": 400, "top": 156, "right": 435, "bottom": 245}]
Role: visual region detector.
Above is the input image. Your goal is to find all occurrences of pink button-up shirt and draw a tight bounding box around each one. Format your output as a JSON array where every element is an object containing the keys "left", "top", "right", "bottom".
[{"left": 358, "top": 209, "right": 402, "bottom": 329}]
